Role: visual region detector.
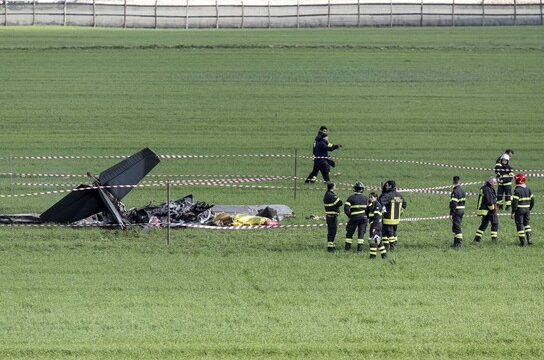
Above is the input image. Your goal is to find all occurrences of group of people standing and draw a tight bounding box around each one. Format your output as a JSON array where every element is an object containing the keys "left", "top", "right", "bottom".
[
  {"left": 305, "top": 127, "right": 536, "bottom": 252},
  {"left": 451, "top": 149, "right": 535, "bottom": 248},
  {"left": 323, "top": 180, "right": 407, "bottom": 258}
]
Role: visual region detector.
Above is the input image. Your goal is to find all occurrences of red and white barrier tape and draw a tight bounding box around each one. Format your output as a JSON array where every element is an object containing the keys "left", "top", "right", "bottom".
[
  {"left": 3, "top": 152, "right": 544, "bottom": 174},
  {"left": 3, "top": 212, "right": 541, "bottom": 230}
]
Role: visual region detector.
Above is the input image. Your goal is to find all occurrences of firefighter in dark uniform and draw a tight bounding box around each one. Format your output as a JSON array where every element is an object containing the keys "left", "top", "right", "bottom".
[
  {"left": 511, "top": 173, "right": 535, "bottom": 246},
  {"left": 495, "top": 149, "right": 514, "bottom": 167},
  {"left": 323, "top": 181, "right": 343, "bottom": 252},
  {"left": 450, "top": 176, "right": 466, "bottom": 248},
  {"left": 474, "top": 176, "right": 499, "bottom": 242},
  {"left": 494, "top": 155, "right": 514, "bottom": 210},
  {"left": 366, "top": 192, "right": 387, "bottom": 259},
  {"left": 379, "top": 180, "right": 407, "bottom": 250},
  {"left": 306, "top": 131, "right": 342, "bottom": 183},
  {"left": 343, "top": 181, "right": 368, "bottom": 252}
]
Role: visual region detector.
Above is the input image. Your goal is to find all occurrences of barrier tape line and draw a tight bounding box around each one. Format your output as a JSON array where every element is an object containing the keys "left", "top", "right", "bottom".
[
  {"left": 0, "top": 172, "right": 294, "bottom": 179},
  {"left": 2, "top": 152, "right": 544, "bottom": 174},
  {"left": 2, "top": 212, "right": 543, "bottom": 230}
]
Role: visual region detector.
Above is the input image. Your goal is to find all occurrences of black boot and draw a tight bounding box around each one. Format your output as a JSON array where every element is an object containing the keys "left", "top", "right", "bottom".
[
  {"left": 526, "top": 232, "right": 533, "bottom": 245},
  {"left": 356, "top": 244, "right": 364, "bottom": 252},
  {"left": 345, "top": 242, "right": 352, "bottom": 251},
  {"left": 519, "top": 237, "right": 526, "bottom": 247},
  {"left": 327, "top": 242, "right": 336, "bottom": 253},
  {"left": 473, "top": 236, "right": 481, "bottom": 242}
]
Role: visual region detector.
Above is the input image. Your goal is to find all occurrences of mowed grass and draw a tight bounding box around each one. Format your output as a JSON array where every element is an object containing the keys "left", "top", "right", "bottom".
[{"left": 1, "top": 26, "right": 544, "bottom": 359}]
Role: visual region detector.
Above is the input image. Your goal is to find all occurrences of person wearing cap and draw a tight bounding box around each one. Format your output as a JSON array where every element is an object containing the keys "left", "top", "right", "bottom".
[
  {"left": 305, "top": 132, "right": 342, "bottom": 184},
  {"left": 366, "top": 192, "right": 387, "bottom": 259},
  {"left": 495, "top": 149, "right": 514, "bottom": 167},
  {"left": 494, "top": 153, "right": 514, "bottom": 210},
  {"left": 450, "top": 176, "right": 466, "bottom": 248},
  {"left": 323, "top": 181, "right": 343, "bottom": 253},
  {"left": 343, "top": 181, "right": 368, "bottom": 252},
  {"left": 474, "top": 176, "right": 499, "bottom": 242},
  {"left": 379, "top": 180, "right": 407, "bottom": 250},
  {"left": 511, "top": 173, "right": 535, "bottom": 246}
]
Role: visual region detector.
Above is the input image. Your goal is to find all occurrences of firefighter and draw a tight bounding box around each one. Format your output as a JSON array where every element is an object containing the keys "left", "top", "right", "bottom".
[
  {"left": 305, "top": 133, "right": 341, "bottom": 183},
  {"left": 495, "top": 149, "right": 514, "bottom": 167},
  {"left": 366, "top": 192, "right": 387, "bottom": 259},
  {"left": 450, "top": 176, "right": 466, "bottom": 248},
  {"left": 323, "top": 181, "right": 343, "bottom": 253},
  {"left": 474, "top": 176, "right": 499, "bottom": 242},
  {"left": 343, "top": 181, "right": 368, "bottom": 252},
  {"left": 379, "top": 180, "right": 407, "bottom": 250},
  {"left": 495, "top": 154, "right": 514, "bottom": 210},
  {"left": 511, "top": 173, "right": 535, "bottom": 246}
]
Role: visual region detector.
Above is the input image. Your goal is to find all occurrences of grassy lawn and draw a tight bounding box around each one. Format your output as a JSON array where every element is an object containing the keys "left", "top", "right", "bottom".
[{"left": 0, "top": 26, "right": 543, "bottom": 359}]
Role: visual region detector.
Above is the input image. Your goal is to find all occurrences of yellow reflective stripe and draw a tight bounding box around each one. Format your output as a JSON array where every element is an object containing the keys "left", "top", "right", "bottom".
[
  {"left": 512, "top": 195, "right": 519, "bottom": 200},
  {"left": 390, "top": 200, "right": 396, "bottom": 220},
  {"left": 500, "top": 182, "right": 512, "bottom": 186},
  {"left": 456, "top": 206, "right": 465, "bottom": 209},
  {"left": 324, "top": 198, "right": 340, "bottom": 207},
  {"left": 519, "top": 197, "right": 532, "bottom": 201},
  {"left": 477, "top": 209, "right": 488, "bottom": 216},
  {"left": 383, "top": 219, "right": 400, "bottom": 225},
  {"left": 350, "top": 205, "right": 366, "bottom": 208},
  {"left": 327, "top": 143, "right": 334, "bottom": 147},
  {"left": 345, "top": 202, "right": 351, "bottom": 206},
  {"left": 325, "top": 211, "right": 339, "bottom": 215},
  {"left": 451, "top": 198, "right": 459, "bottom": 202},
  {"left": 350, "top": 211, "right": 365, "bottom": 215},
  {"left": 488, "top": 205, "right": 495, "bottom": 210},
  {"left": 373, "top": 211, "right": 382, "bottom": 216},
  {"left": 517, "top": 205, "right": 530, "bottom": 208}
]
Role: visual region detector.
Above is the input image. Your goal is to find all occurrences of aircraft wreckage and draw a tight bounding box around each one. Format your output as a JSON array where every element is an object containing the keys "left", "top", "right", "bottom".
[{"left": 0, "top": 148, "right": 293, "bottom": 228}]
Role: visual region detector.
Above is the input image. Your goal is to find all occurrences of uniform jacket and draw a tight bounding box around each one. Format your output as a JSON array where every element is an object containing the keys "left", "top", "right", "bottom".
[
  {"left": 449, "top": 185, "right": 466, "bottom": 215},
  {"left": 379, "top": 189, "right": 407, "bottom": 225},
  {"left": 344, "top": 192, "right": 368, "bottom": 218},
  {"left": 511, "top": 185, "right": 534, "bottom": 213},
  {"left": 324, "top": 190, "right": 343, "bottom": 215},
  {"left": 477, "top": 183, "right": 497, "bottom": 216}
]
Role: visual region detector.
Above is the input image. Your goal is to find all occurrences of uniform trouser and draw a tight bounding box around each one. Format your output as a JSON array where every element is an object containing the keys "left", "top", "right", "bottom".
[
  {"left": 514, "top": 209, "right": 531, "bottom": 241},
  {"left": 451, "top": 210, "right": 464, "bottom": 240},
  {"left": 345, "top": 215, "right": 367, "bottom": 244},
  {"left": 475, "top": 212, "right": 499, "bottom": 240},
  {"left": 382, "top": 224, "right": 398, "bottom": 247},
  {"left": 497, "top": 184, "right": 512, "bottom": 207},
  {"left": 326, "top": 215, "right": 338, "bottom": 247},
  {"left": 368, "top": 225, "right": 386, "bottom": 258},
  {"left": 306, "top": 161, "right": 330, "bottom": 182}
]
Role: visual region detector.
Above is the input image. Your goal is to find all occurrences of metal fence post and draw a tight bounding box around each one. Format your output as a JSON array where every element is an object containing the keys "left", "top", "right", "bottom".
[
  {"left": 63, "top": 0, "right": 66, "bottom": 26},
  {"left": 166, "top": 180, "right": 171, "bottom": 245},
  {"left": 123, "top": 0, "right": 127, "bottom": 28},
  {"left": 32, "top": 0, "right": 35, "bottom": 25},
  {"left": 185, "top": 0, "right": 189, "bottom": 29},
  {"left": 327, "top": 0, "right": 330, "bottom": 27},
  {"left": 241, "top": 0, "right": 244, "bottom": 28},
  {"left": 482, "top": 0, "right": 485, "bottom": 26},
  {"left": 154, "top": 0, "right": 158, "bottom": 28},
  {"left": 293, "top": 149, "right": 298, "bottom": 200},
  {"left": 3, "top": 0, "right": 7, "bottom": 26},
  {"left": 357, "top": 0, "right": 360, "bottom": 27},
  {"left": 389, "top": 0, "right": 392, "bottom": 27},
  {"left": 215, "top": 0, "right": 218, "bottom": 28},
  {"left": 296, "top": 0, "right": 299, "bottom": 28},
  {"left": 452, "top": 0, "right": 455, "bottom": 26},
  {"left": 420, "top": 0, "right": 423, "bottom": 26},
  {"left": 9, "top": 155, "right": 13, "bottom": 196},
  {"left": 268, "top": 0, "right": 270, "bottom": 28},
  {"left": 92, "top": 0, "right": 96, "bottom": 27}
]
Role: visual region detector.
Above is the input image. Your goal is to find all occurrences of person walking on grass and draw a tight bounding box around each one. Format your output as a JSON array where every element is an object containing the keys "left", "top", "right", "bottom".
[{"left": 306, "top": 130, "right": 342, "bottom": 183}]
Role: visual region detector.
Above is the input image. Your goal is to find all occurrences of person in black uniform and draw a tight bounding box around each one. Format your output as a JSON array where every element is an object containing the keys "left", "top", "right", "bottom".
[
  {"left": 379, "top": 180, "right": 407, "bottom": 251},
  {"left": 474, "top": 176, "right": 499, "bottom": 242},
  {"left": 366, "top": 192, "right": 387, "bottom": 259},
  {"left": 323, "top": 181, "right": 343, "bottom": 253},
  {"left": 511, "top": 173, "right": 535, "bottom": 246},
  {"left": 450, "top": 176, "right": 466, "bottom": 248},
  {"left": 343, "top": 181, "right": 368, "bottom": 252},
  {"left": 494, "top": 155, "right": 514, "bottom": 210},
  {"left": 495, "top": 149, "right": 514, "bottom": 167},
  {"left": 306, "top": 132, "right": 342, "bottom": 183}
]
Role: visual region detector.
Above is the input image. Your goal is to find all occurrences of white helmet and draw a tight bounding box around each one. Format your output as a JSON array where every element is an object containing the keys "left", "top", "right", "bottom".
[{"left": 501, "top": 154, "right": 510, "bottom": 162}]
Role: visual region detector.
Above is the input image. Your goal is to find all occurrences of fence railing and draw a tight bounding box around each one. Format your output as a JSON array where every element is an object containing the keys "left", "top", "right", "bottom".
[{"left": 2, "top": 0, "right": 543, "bottom": 28}]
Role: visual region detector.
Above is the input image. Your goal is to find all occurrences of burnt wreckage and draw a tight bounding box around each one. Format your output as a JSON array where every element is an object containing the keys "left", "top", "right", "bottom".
[{"left": 1, "top": 148, "right": 293, "bottom": 228}]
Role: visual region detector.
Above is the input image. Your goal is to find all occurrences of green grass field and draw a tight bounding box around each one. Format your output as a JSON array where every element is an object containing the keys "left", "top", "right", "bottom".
[{"left": 1, "top": 26, "right": 544, "bottom": 359}]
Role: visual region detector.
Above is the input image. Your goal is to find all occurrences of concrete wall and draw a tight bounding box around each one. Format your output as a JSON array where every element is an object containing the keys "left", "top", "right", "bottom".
[{"left": 1, "top": 0, "right": 543, "bottom": 28}]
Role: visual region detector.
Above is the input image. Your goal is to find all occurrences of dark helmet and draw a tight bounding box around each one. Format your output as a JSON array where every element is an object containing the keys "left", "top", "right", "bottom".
[{"left": 353, "top": 181, "right": 364, "bottom": 192}]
